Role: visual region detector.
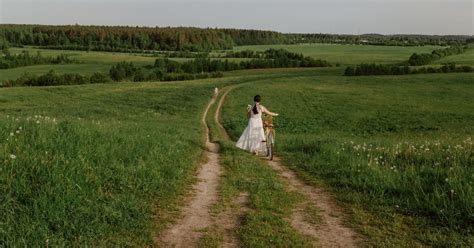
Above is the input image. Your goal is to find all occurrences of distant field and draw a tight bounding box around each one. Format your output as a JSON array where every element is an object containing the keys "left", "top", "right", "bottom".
[
  {"left": 234, "top": 43, "right": 441, "bottom": 65},
  {"left": 1, "top": 64, "right": 112, "bottom": 81},
  {"left": 2, "top": 47, "right": 252, "bottom": 83},
  {"left": 9, "top": 47, "right": 157, "bottom": 64},
  {"left": 436, "top": 47, "right": 474, "bottom": 65},
  {"left": 2, "top": 48, "right": 157, "bottom": 82}
]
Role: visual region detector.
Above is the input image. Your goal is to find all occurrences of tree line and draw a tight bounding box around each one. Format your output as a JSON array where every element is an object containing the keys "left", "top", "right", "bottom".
[
  {"left": 0, "top": 50, "right": 77, "bottom": 69},
  {"left": 1, "top": 24, "right": 471, "bottom": 54},
  {"left": 344, "top": 63, "right": 473, "bottom": 76},
  {"left": 0, "top": 24, "right": 285, "bottom": 52},
  {"left": 344, "top": 45, "right": 473, "bottom": 76},
  {"left": 152, "top": 49, "right": 332, "bottom": 74},
  {"left": 286, "top": 33, "right": 471, "bottom": 46},
  {"left": 2, "top": 48, "right": 332, "bottom": 87},
  {"left": 407, "top": 46, "right": 468, "bottom": 66},
  {"left": 2, "top": 70, "right": 110, "bottom": 87},
  {"left": 109, "top": 49, "right": 331, "bottom": 82}
]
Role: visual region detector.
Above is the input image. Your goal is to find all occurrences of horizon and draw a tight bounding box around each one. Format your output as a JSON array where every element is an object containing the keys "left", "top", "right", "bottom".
[{"left": 1, "top": 0, "right": 473, "bottom": 36}]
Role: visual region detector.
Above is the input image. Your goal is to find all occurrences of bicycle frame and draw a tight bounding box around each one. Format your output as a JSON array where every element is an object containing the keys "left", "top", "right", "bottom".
[{"left": 264, "top": 116, "right": 275, "bottom": 160}]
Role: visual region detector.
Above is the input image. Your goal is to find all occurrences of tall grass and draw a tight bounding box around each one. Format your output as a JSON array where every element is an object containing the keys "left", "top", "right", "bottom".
[
  {"left": 221, "top": 72, "right": 474, "bottom": 246},
  {"left": 206, "top": 87, "right": 310, "bottom": 247},
  {"left": 0, "top": 82, "right": 214, "bottom": 246}
]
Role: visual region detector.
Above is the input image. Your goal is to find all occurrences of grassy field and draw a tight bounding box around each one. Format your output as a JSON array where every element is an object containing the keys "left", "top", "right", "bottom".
[
  {"left": 1, "top": 42, "right": 473, "bottom": 246},
  {"left": 0, "top": 80, "right": 219, "bottom": 246},
  {"left": 1, "top": 64, "right": 112, "bottom": 81},
  {"left": 233, "top": 43, "right": 441, "bottom": 65},
  {"left": 436, "top": 46, "right": 474, "bottom": 65},
  {"left": 2, "top": 47, "right": 254, "bottom": 82},
  {"left": 221, "top": 71, "right": 474, "bottom": 246}
]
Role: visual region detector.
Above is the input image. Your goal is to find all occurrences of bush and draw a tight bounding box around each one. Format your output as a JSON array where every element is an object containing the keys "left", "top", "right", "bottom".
[
  {"left": 90, "top": 72, "right": 110, "bottom": 84},
  {"left": 408, "top": 46, "right": 468, "bottom": 66},
  {"left": 0, "top": 50, "right": 77, "bottom": 69},
  {"left": 3, "top": 70, "right": 112, "bottom": 87},
  {"left": 109, "top": 61, "right": 138, "bottom": 81},
  {"left": 154, "top": 48, "right": 332, "bottom": 74},
  {"left": 345, "top": 63, "right": 474, "bottom": 76}
]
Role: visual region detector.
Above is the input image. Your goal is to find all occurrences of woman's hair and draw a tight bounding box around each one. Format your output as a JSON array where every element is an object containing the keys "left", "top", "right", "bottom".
[{"left": 252, "top": 95, "right": 261, "bottom": 115}]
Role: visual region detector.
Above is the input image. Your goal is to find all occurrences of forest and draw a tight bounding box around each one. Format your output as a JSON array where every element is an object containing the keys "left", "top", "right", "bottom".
[
  {"left": 1, "top": 24, "right": 472, "bottom": 53},
  {"left": 0, "top": 24, "right": 284, "bottom": 52}
]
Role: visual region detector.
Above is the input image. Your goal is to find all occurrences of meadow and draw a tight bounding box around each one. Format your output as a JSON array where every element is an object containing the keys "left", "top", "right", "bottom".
[
  {"left": 220, "top": 71, "right": 474, "bottom": 246},
  {"left": 436, "top": 46, "right": 474, "bottom": 65},
  {"left": 233, "top": 43, "right": 441, "bottom": 65},
  {"left": 0, "top": 80, "right": 217, "bottom": 246},
  {"left": 3, "top": 43, "right": 461, "bottom": 84},
  {"left": 1, "top": 41, "right": 473, "bottom": 246}
]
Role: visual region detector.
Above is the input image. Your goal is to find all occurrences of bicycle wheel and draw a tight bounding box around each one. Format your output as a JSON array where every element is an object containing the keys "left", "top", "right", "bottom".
[
  {"left": 266, "top": 135, "right": 271, "bottom": 157},
  {"left": 267, "top": 131, "right": 274, "bottom": 161}
]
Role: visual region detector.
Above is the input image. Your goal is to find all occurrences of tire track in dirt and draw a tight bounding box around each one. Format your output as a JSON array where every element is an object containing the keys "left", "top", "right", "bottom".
[
  {"left": 216, "top": 85, "right": 359, "bottom": 248},
  {"left": 156, "top": 95, "right": 238, "bottom": 247}
]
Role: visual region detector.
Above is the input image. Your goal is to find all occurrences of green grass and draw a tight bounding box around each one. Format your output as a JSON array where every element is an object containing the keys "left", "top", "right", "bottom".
[
  {"left": 221, "top": 72, "right": 474, "bottom": 246},
  {"left": 2, "top": 48, "right": 158, "bottom": 83},
  {"left": 436, "top": 46, "right": 474, "bottom": 65},
  {"left": 1, "top": 64, "right": 112, "bottom": 81},
  {"left": 2, "top": 47, "right": 253, "bottom": 83},
  {"left": 9, "top": 47, "right": 157, "bottom": 64},
  {"left": 2, "top": 41, "right": 473, "bottom": 246},
  {"left": 0, "top": 80, "right": 219, "bottom": 246},
  {"left": 206, "top": 83, "right": 311, "bottom": 247},
  {"left": 234, "top": 43, "right": 441, "bottom": 65}
]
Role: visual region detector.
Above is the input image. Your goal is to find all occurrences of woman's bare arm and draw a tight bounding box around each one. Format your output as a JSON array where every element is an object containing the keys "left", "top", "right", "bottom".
[{"left": 261, "top": 106, "right": 279, "bottom": 116}]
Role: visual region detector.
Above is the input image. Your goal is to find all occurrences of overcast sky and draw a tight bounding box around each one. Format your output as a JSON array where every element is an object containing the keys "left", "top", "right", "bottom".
[{"left": 1, "top": 0, "right": 473, "bottom": 35}]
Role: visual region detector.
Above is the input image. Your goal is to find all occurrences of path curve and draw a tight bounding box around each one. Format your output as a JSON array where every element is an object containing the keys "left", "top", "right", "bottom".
[
  {"left": 156, "top": 97, "right": 222, "bottom": 247},
  {"left": 216, "top": 86, "right": 359, "bottom": 248}
]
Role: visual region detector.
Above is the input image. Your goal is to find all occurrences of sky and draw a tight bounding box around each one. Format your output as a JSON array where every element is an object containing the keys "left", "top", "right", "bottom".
[{"left": 0, "top": 0, "right": 473, "bottom": 35}]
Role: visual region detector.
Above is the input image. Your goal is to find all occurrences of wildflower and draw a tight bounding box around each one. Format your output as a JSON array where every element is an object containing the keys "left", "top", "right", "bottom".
[
  {"left": 445, "top": 178, "right": 449, "bottom": 182},
  {"left": 450, "top": 189, "right": 454, "bottom": 194},
  {"left": 18, "top": 126, "right": 22, "bottom": 130},
  {"left": 36, "top": 121, "right": 40, "bottom": 124},
  {"left": 10, "top": 132, "right": 14, "bottom": 136},
  {"left": 15, "top": 130, "right": 20, "bottom": 134},
  {"left": 10, "top": 154, "right": 16, "bottom": 159}
]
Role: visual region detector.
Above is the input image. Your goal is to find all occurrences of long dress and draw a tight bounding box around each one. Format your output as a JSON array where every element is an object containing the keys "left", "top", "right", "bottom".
[{"left": 236, "top": 103, "right": 266, "bottom": 153}]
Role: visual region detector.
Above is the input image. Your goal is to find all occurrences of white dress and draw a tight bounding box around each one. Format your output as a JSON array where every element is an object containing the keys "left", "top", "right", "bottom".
[{"left": 236, "top": 104, "right": 266, "bottom": 153}]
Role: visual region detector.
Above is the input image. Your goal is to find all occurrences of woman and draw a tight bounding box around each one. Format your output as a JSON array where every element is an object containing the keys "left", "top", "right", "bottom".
[{"left": 236, "top": 95, "right": 279, "bottom": 154}]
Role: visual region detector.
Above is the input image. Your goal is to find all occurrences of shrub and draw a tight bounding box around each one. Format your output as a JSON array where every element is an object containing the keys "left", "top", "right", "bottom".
[{"left": 90, "top": 72, "right": 110, "bottom": 84}]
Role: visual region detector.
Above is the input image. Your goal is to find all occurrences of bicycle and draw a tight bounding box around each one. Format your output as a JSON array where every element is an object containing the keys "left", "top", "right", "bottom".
[{"left": 263, "top": 115, "right": 276, "bottom": 160}]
